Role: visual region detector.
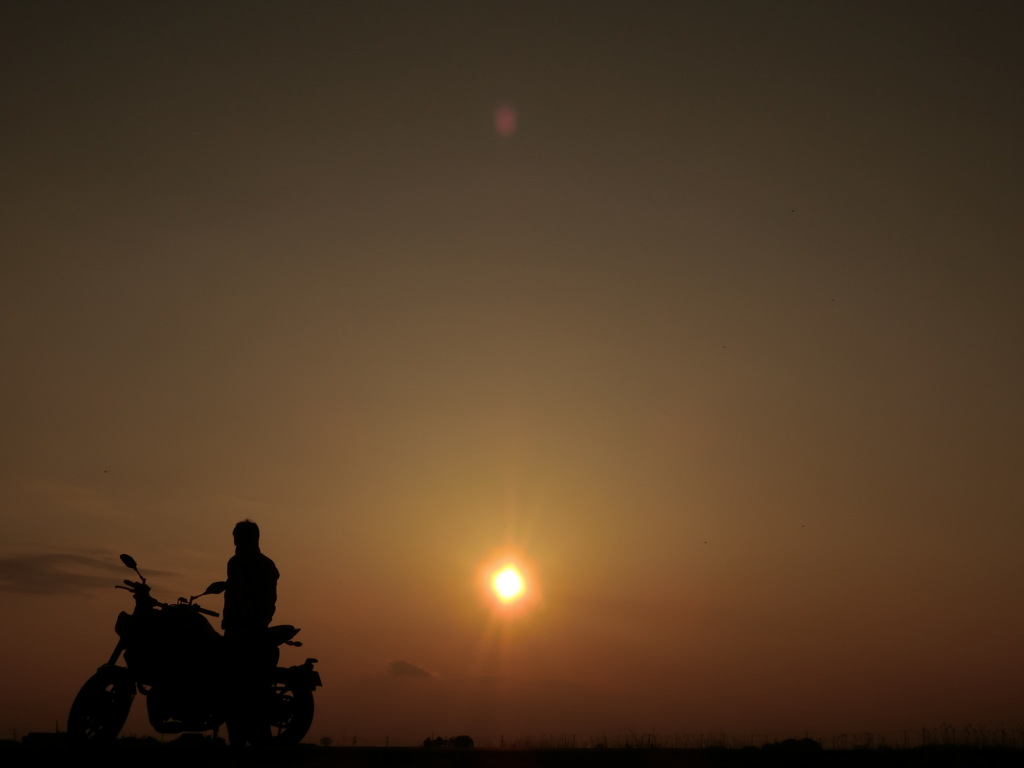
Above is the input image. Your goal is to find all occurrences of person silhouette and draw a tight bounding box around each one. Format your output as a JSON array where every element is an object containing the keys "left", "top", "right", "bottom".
[
  {"left": 222, "top": 520, "right": 279, "bottom": 746},
  {"left": 224, "top": 520, "right": 279, "bottom": 636}
]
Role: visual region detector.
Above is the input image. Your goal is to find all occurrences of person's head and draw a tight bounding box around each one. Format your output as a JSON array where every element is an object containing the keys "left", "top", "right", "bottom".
[{"left": 233, "top": 519, "right": 260, "bottom": 548}]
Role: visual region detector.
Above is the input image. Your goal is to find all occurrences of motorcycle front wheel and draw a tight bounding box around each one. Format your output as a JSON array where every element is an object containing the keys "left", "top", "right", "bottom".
[
  {"left": 267, "top": 669, "right": 314, "bottom": 745},
  {"left": 67, "top": 665, "right": 135, "bottom": 743}
]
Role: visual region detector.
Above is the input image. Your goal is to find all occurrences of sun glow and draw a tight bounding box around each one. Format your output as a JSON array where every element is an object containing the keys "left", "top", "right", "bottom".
[
  {"left": 491, "top": 565, "right": 525, "bottom": 602},
  {"left": 478, "top": 549, "right": 539, "bottom": 615}
]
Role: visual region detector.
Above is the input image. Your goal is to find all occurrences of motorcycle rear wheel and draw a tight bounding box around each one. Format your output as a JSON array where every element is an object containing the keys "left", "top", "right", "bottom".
[
  {"left": 267, "top": 669, "right": 314, "bottom": 745},
  {"left": 67, "top": 666, "right": 135, "bottom": 743}
]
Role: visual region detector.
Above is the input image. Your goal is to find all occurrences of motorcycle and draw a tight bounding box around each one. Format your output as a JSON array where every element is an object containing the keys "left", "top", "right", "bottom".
[{"left": 68, "top": 554, "right": 321, "bottom": 745}]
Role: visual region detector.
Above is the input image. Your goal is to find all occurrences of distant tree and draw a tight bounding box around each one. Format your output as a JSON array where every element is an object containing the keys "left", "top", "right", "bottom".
[
  {"left": 320, "top": 736, "right": 333, "bottom": 747},
  {"left": 452, "top": 735, "right": 474, "bottom": 749},
  {"left": 763, "top": 737, "right": 822, "bottom": 753}
]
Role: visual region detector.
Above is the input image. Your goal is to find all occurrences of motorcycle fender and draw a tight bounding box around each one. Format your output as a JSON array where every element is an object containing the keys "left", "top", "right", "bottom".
[
  {"left": 283, "top": 662, "right": 322, "bottom": 691},
  {"left": 95, "top": 663, "right": 136, "bottom": 689}
]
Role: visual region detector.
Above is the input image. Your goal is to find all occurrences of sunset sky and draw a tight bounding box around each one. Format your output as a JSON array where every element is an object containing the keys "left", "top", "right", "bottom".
[{"left": 2, "top": 1, "right": 1023, "bottom": 747}]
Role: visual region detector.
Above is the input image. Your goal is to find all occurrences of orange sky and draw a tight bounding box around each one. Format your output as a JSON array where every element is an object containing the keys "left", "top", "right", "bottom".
[{"left": 2, "top": 1, "right": 1023, "bottom": 747}]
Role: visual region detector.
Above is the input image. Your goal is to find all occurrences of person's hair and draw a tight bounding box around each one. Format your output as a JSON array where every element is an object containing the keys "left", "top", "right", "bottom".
[{"left": 233, "top": 519, "right": 260, "bottom": 546}]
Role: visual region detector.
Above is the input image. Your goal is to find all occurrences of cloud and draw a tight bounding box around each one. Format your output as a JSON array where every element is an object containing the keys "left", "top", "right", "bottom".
[
  {"left": 0, "top": 550, "right": 130, "bottom": 595},
  {"left": 388, "top": 660, "right": 434, "bottom": 678}
]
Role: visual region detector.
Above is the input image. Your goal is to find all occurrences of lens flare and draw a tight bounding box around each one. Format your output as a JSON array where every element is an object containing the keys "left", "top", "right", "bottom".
[{"left": 494, "top": 104, "right": 517, "bottom": 137}]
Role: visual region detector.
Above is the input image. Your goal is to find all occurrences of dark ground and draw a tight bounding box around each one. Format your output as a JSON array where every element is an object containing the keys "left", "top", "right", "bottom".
[{"left": 2, "top": 742, "right": 1021, "bottom": 768}]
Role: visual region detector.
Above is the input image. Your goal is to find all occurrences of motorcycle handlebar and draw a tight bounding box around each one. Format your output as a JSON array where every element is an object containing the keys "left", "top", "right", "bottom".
[
  {"left": 116, "top": 580, "right": 145, "bottom": 592},
  {"left": 115, "top": 580, "right": 218, "bottom": 615}
]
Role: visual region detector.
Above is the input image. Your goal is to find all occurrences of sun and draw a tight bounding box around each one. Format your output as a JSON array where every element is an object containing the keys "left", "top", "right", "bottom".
[
  {"left": 491, "top": 565, "right": 525, "bottom": 603},
  {"left": 478, "top": 550, "right": 539, "bottom": 614}
]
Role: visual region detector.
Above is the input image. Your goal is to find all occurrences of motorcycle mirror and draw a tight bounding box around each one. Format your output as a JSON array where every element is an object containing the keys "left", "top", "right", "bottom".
[
  {"left": 204, "top": 581, "right": 227, "bottom": 595},
  {"left": 120, "top": 553, "right": 145, "bottom": 583}
]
